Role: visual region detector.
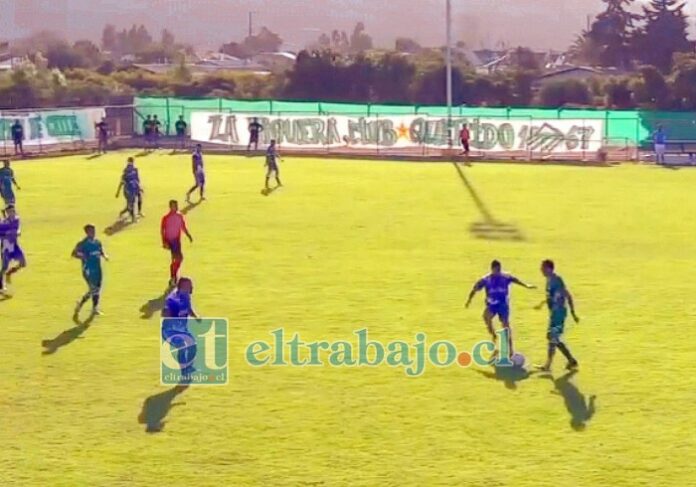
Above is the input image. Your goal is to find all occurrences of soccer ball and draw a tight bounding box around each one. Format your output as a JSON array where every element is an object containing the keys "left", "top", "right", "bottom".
[{"left": 511, "top": 353, "right": 526, "bottom": 368}]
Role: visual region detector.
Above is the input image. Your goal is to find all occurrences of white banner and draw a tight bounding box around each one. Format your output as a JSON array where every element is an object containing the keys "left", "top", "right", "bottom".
[
  {"left": 191, "top": 112, "right": 604, "bottom": 153},
  {"left": 0, "top": 107, "right": 105, "bottom": 147}
]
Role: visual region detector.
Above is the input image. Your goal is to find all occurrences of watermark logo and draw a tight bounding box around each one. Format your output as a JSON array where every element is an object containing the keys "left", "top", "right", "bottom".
[
  {"left": 160, "top": 318, "right": 229, "bottom": 386},
  {"left": 245, "top": 328, "right": 513, "bottom": 377}
]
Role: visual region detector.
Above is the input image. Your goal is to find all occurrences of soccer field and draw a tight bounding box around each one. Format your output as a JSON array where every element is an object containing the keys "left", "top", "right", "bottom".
[{"left": 2, "top": 151, "right": 695, "bottom": 486}]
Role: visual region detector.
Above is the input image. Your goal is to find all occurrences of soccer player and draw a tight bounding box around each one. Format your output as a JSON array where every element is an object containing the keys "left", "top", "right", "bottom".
[
  {"left": 11, "top": 120, "right": 24, "bottom": 156},
  {"left": 152, "top": 115, "right": 162, "bottom": 148},
  {"left": 466, "top": 260, "right": 536, "bottom": 358},
  {"left": 143, "top": 115, "right": 153, "bottom": 150},
  {"left": 0, "top": 206, "right": 26, "bottom": 292},
  {"left": 72, "top": 224, "right": 109, "bottom": 317},
  {"left": 115, "top": 157, "right": 144, "bottom": 221},
  {"left": 162, "top": 277, "right": 200, "bottom": 381},
  {"left": 95, "top": 117, "right": 109, "bottom": 154},
  {"left": 0, "top": 160, "right": 20, "bottom": 207},
  {"left": 186, "top": 144, "right": 206, "bottom": 202},
  {"left": 175, "top": 115, "right": 188, "bottom": 150},
  {"left": 247, "top": 117, "right": 264, "bottom": 151},
  {"left": 653, "top": 125, "right": 667, "bottom": 165},
  {"left": 161, "top": 200, "right": 193, "bottom": 286},
  {"left": 265, "top": 140, "right": 282, "bottom": 190},
  {"left": 536, "top": 259, "right": 580, "bottom": 372},
  {"left": 459, "top": 123, "right": 471, "bottom": 156}
]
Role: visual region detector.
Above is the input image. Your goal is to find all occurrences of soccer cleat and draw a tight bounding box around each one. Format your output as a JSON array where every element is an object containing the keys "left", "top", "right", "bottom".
[
  {"left": 535, "top": 364, "right": 551, "bottom": 372},
  {"left": 566, "top": 360, "right": 579, "bottom": 371},
  {"left": 169, "top": 277, "right": 177, "bottom": 287},
  {"left": 92, "top": 308, "right": 104, "bottom": 316}
]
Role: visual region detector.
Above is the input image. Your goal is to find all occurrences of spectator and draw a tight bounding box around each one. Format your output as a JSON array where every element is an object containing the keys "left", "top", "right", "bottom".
[
  {"left": 175, "top": 115, "right": 188, "bottom": 150},
  {"left": 248, "top": 117, "right": 264, "bottom": 151},
  {"left": 11, "top": 120, "right": 24, "bottom": 156},
  {"left": 653, "top": 125, "right": 666, "bottom": 165},
  {"left": 459, "top": 123, "right": 471, "bottom": 157},
  {"left": 95, "top": 117, "right": 109, "bottom": 154}
]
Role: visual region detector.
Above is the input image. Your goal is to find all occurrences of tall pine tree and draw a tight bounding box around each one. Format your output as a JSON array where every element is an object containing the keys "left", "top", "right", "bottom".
[
  {"left": 634, "top": 0, "right": 692, "bottom": 73},
  {"left": 572, "top": 0, "right": 638, "bottom": 68}
]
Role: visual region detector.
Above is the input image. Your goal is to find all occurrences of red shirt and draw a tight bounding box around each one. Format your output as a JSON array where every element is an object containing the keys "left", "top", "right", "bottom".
[
  {"left": 161, "top": 211, "right": 188, "bottom": 242},
  {"left": 460, "top": 128, "right": 470, "bottom": 141}
]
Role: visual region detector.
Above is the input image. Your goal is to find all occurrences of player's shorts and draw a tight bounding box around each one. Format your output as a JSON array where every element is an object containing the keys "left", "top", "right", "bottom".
[
  {"left": 162, "top": 322, "right": 197, "bottom": 375},
  {"left": 1, "top": 189, "right": 15, "bottom": 205},
  {"left": 2, "top": 246, "right": 26, "bottom": 270},
  {"left": 486, "top": 303, "right": 510, "bottom": 323},
  {"left": 82, "top": 267, "right": 103, "bottom": 292},
  {"left": 547, "top": 308, "right": 567, "bottom": 343},
  {"left": 195, "top": 171, "right": 206, "bottom": 185},
  {"left": 166, "top": 238, "right": 183, "bottom": 259},
  {"left": 13, "top": 138, "right": 22, "bottom": 146},
  {"left": 250, "top": 133, "right": 259, "bottom": 143},
  {"left": 267, "top": 163, "right": 279, "bottom": 174}
]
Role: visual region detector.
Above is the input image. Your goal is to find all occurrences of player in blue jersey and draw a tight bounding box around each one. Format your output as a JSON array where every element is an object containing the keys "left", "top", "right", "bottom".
[
  {"left": 536, "top": 260, "right": 579, "bottom": 372},
  {"left": 115, "top": 158, "right": 144, "bottom": 222},
  {"left": 186, "top": 144, "right": 206, "bottom": 203},
  {"left": 72, "top": 225, "right": 109, "bottom": 317},
  {"left": 466, "top": 260, "right": 536, "bottom": 358},
  {"left": 265, "top": 140, "right": 282, "bottom": 190},
  {"left": 0, "top": 206, "right": 26, "bottom": 292},
  {"left": 0, "top": 160, "right": 21, "bottom": 207},
  {"left": 653, "top": 125, "right": 667, "bottom": 165},
  {"left": 162, "top": 277, "right": 200, "bottom": 381}
]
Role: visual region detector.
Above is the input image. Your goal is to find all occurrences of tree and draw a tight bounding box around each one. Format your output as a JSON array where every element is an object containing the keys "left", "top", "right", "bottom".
[
  {"left": 538, "top": 79, "right": 592, "bottom": 107},
  {"left": 161, "top": 29, "right": 176, "bottom": 48},
  {"left": 101, "top": 24, "right": 117, "bottom": 52},
  {"left": 604, "top": 77, "right": 635, "bottom": 108},
  {"left": 45, "top": 42, "right": 84, "bottom": 69},
  {"left": 632, "top": 65, "right": 671, "bottom": 107},
  {"left": 73, "top": 40, "right": 103, "bottom": 67},
  {"left": 574, "top": 0, "right": 639, "bottom": 68},
  {"left": 350, "top": 22, "right": 373, "bottom": 53},
  {"left": 634, "top": 0, "right": 692, "bottom": 73},
  {"left": 671, "top": 53, "right": 696, "bottom": 109},
  {"left": 372, "top": 53, "right": 416, "bottom": 103},
  {"left": 395, "top": 37, "right": 422, "bottom": 54},
  {"left": 511, "top": 47, "right": 540, "bottom": 71},
  {"left": 244, "top": 26, "right": 283, "bottom": 54}
]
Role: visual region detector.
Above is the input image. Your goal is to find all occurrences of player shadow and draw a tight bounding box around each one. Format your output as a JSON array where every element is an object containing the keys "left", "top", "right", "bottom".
[
  {"left": 451, "top": 162, "right": 525, "bottom": 242},
  {"left": 181, "top": 200, "right": 202, "bottom": 215},
  {"left": 0, "top": 293, "right": 12, "bottom": 302},
  {"left": 41, "top": 313, "right": 96, "bottom": 355},
  {"left": 134, "top": 150, "right": 152, "bottom": 158},
  {"left": 475, "top": 364, "right": 534, "bottom": 390},
  {"left": 104, "top": 218, "right": 135, "bottom": 236},
  {"left": 139, "top": 285, "right": 175, "bottom": 319},
  {"left": 138, "top": 385, "right": 189, "bottom": 433},
  {"left": 85, "top": 153, "right": 103, "bottom": 160},
  {"left": 541, "top": 370, "right": 597, "bottom": 431},
  {"left": 261, "top": 186, "right": 279, "bottom": 197}
]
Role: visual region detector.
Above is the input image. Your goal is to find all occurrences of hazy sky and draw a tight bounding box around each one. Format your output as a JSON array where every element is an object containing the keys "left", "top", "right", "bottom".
[{"left": 0, "top": 0, "right": 693, "bottom": 51}]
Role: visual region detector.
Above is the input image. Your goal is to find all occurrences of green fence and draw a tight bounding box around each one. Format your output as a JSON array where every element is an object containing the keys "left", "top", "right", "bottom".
[{"left": 134, "top": 96, "right": 696, "bottom": 148}]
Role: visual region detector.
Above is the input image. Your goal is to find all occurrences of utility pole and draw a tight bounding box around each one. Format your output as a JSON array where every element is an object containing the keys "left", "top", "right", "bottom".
[
  {"left": 446, "top": 0, "right": 453, "bottom": 149},
  {"left": 248, "top": 11, "right": 256, "bottom": 38}
]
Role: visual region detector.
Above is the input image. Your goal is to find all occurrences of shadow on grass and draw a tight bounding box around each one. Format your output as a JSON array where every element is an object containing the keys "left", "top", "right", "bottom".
[
  {"left": 541, "top": 369, "right": 597, "bottom": 432},
  {"left": 85, "top": 153, "right": 103, "bottom": 160},
  {"left": 104, "top": 218, "right": 135, "bottom": 236},
  {"left": 138, "top": 385, "right": 189, "bottom": 433},
  {"left": 0, "top": 293, "right": 12, "bottom": 302},
  {"left": 41, "top": 313, "right": 96, "bottom": 355},
  {"left": 451, "top": 162, "right": 525, "bottom": 241},
  {"left": 260, "top": 186, "right": 280, "bottom": 197},
  {"left": 134, "top": 150, "right": 152, "bottom": 158},
  {"left": 140, "top": 285, "right": 175, "bottom": 319},
  {"left": 475, "top": 364, "right": 534, "bottom": 390},
  {"left": 181, "top": 200, "right": 202, "bottom": 215}
]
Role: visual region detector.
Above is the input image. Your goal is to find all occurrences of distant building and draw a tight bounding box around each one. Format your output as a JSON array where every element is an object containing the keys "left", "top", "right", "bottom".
[
  {"left": 533, "top": 66, "right": 606, "bottom": 90},
  {"left": 253, "top": 52, "right": 297, "bottom": 71}
]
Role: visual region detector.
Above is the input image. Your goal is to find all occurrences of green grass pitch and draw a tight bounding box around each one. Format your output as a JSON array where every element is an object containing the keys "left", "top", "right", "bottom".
[{"left": 2, "top": 151, "right": 694, "bottom": 486}]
